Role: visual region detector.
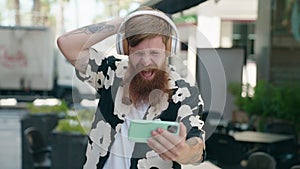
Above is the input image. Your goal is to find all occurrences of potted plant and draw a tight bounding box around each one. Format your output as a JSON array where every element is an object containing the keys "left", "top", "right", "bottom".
[
  {"left": 21, "top": 99, "right": 68, "bottom": 169},
  {"left": 228, "top": 80, "right": 300, "bottom": 131},
  {"left": 50, "top": 108, "right": 94, "bottom": 169}
]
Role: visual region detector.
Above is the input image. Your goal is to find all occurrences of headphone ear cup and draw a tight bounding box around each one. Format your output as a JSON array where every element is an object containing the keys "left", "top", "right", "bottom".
[
  {"left": 166, "top": 37, "right": 178, "bottom": 56},
  {"left": 123, "top": 38, "right": 129, "bottom": 55},
  {"left": 116, "top": 33, "right": 129, "bottom": 55},
  {"left": 116, "top": 33, "right": 124, "bottom": 55},
  {"left": 171, "top": 37, "right": 177, "bottom": 55}
]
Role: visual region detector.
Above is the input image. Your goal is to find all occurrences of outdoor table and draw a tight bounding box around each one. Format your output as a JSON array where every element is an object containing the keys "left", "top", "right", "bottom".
[
  {"left": 231, "top": 131, "right": 294, "bottom": 156},
  {"left": 232, "top": 131, "right": 294, "bottom": 144}
]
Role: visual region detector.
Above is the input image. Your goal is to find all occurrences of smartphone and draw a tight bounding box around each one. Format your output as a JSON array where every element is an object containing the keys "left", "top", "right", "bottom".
[{"left": 128, "top": 120, "right": 180, "bottom": 143}]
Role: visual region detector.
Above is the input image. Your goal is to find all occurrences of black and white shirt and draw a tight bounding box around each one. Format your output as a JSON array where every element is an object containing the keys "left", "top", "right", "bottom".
[{"left": 76, "top": 48, "right": 205, "bottom": 169}]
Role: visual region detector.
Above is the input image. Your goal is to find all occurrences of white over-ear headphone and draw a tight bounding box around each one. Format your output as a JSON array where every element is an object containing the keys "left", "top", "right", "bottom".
[{"left": 116, "top": 10, "right": 179, "bottom": 56}]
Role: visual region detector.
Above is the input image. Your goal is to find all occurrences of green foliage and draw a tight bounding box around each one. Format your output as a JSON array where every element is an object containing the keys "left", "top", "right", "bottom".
[
  {"left": 228, "top": 82, "right": 249, "bottom": 109},
  {"left": 272, "top": 84, "right": 300, "bottom": 125},
  {"left": 54, "top": 109, "right": 94, "bottom": 135},
  {"left": 246, "top": 81, "right": 276, "bottom": 116},
  {"left": 55, "top": 118, "right": 86, "bottom": 135},
  {"left": 228, "top": 80, "right": 300, "bottom": 129},
  {"left": 27, "top": 100, "right": 68, "bottom": 117}
]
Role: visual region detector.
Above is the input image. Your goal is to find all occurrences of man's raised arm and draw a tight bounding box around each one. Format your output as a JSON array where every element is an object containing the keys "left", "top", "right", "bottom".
[{"left": 56, "top": 18, "right": 123, "bottom": 73}]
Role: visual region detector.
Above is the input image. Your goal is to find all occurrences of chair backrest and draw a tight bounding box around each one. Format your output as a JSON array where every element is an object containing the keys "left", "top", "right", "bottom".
[
  {"left": 291, "top": 165, "right": 300, "bottom": 169},
  {"left": 206, "top": 133, "right": 244, "bottom": 165},
  {"left": 264, "top": 122, "right": 297, "bottom": 137},
  {"left": 246, "top": 152, "right": 276, "bottom": 169},
  {"left": 24, "top": 127, "right": 48, "bottom": 152},
  {"left": 24, "top": 127, "right": 51, "bottom": 168},
  {"left": 264, "top": 122, "right": 298, "bottom": 154}
]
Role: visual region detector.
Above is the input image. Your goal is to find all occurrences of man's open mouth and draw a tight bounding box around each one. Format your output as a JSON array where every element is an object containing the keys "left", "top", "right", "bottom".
[{"left": 140, "top": 69, "right": 155, "bottom": 80}]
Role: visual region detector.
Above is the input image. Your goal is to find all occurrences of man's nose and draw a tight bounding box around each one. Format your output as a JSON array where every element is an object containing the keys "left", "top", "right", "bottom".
[{"left": 140, "top": 54, "right": 151, "bottom": 66}]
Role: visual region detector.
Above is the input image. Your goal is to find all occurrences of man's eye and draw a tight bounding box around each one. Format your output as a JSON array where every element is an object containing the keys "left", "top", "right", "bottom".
[
  {"left": 134, "top": 52, "right": 144, "bottom": 57},
  {"left": 151, "top": 51, "right": 162, "bottom": 56}
]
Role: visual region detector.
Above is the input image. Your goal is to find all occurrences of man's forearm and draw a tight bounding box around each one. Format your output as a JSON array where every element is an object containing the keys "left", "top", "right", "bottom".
[
  {"left": 57, "top": 18, "right": 123, "bottom": 70},
  {"left": 62, "top": 19, "right": 121, "bottom": 49}
]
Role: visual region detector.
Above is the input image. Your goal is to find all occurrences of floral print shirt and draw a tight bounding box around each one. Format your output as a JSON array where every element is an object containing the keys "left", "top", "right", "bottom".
[{"left": 76, "top": 48, "right": 205, "bottom": 169}]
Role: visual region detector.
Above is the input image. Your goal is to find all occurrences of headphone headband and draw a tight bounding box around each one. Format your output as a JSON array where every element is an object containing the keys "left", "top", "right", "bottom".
[
  {"left": 120, "top": 10, "right": 179, "bottom": 37},
  {"left": 116, "top": 10, "right": 179, "bottom": 55}
]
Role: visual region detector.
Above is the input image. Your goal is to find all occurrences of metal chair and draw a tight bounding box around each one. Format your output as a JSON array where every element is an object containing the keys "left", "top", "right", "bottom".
[
  {"left": 206, "top": 133, "right": 248, "bottom": 169},
  {"left": 246, "top": 152, "right": 276, "bottom": 169},
  {"left": 24, "top": 127, "right": 52, "bottom": 169},
  {"left": 264, "top": 122, "right": 299, "bottom": 168},
  {"left": 291, "top": 165, "right": 300, "bottom": 169}
]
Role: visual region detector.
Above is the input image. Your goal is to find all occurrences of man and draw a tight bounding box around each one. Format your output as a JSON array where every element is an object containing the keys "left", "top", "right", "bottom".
[{"left": 57, "top": 6, "right": 205, "bottom": 169}]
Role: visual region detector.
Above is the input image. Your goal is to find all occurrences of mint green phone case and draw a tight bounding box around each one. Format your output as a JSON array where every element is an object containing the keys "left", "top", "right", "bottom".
[{"left": 128, "top": 120, "right": 180, "bottom": 143}]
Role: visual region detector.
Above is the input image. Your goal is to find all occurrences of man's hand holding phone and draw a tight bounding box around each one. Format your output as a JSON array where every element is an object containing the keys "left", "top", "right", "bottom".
[
  {"left": 128, "top": 120, "right": 204, "bottom": 164},
  {"left": 147, "top": 122, "right": 204, "bottom": 165}
]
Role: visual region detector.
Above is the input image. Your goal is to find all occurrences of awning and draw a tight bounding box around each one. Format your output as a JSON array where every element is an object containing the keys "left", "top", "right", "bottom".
[{"left": 141, "top": 0, "right": 207, "bottom": 14}]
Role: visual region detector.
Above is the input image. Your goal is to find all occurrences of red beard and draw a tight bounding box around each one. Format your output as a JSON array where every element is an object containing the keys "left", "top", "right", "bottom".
[{"left": 129, "top": 68, "right": 170, "bottom": 107}]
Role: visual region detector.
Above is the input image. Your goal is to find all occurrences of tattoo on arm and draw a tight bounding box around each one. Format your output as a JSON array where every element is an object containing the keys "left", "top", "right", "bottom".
[
  {"left": 64, "top": 22, "right": 115, "bottom": 36},
  {"left": 84, "top": 23, "right": 115, "bottom": 34},
  {"left": 185, "top": 137, "right": 203, "bottom": 164},
  {"left": 186, "top": 137, "right": 199, "bottom": 146}
]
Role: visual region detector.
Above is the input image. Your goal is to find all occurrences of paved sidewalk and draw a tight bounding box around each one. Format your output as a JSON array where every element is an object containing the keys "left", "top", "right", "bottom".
[{"left": 0, "top": 109, "right": 27, "bottom": 169}]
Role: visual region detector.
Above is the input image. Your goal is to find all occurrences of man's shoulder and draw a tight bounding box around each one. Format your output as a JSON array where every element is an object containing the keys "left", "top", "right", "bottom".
[{"left": 169, "top": 68, "right": 195, "bottom": 88}]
